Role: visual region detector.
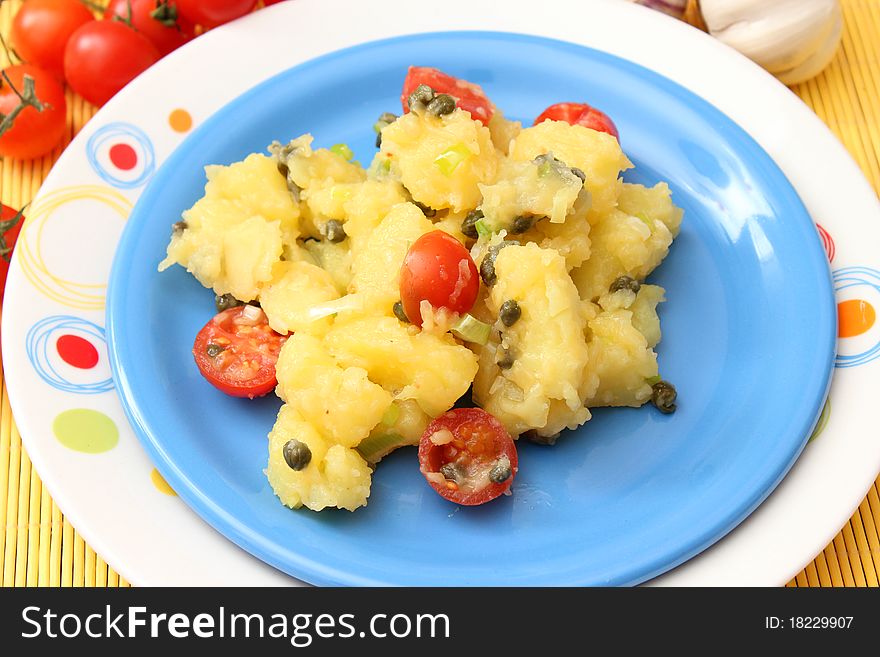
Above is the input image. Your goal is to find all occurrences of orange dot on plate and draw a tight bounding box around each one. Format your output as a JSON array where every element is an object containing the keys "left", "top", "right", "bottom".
[
  {"left": 838, "top": 299, "right": 876, "bottom": 338},
  {"left": 168, "top": 108, "right": 192, "bottom": 133}
]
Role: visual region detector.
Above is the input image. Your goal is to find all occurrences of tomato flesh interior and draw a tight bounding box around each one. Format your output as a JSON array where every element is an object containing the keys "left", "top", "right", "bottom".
[
  {"left": 418, "top": 408, "right": 517, "bottom": 506},
  {"left": 192, "top": 306, "right": 286, "bottom": 399}
]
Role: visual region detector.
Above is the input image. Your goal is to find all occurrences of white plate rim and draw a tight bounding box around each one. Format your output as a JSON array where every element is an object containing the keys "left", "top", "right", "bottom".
[{"left": 2, "top": 0, "right": 879, "bottom": 586}]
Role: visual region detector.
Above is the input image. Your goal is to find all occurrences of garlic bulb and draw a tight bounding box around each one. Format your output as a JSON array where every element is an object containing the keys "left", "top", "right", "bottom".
[{"left": 700, "top": 0, "right": 842, "bottom": 85}]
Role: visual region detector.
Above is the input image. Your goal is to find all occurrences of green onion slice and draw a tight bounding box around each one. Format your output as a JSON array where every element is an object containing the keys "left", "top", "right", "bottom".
[
  {"left": 356, "top": 432, "right": 408, "bottom": 464},
  {"left": 433, "top": 143, "right": 472, "bottom": 176},
  {"left": 450, "top": 313, "right": 491, "bottom": 345},
  {"left": 330, "top": 143, "right": 354, "bottom": 161}
]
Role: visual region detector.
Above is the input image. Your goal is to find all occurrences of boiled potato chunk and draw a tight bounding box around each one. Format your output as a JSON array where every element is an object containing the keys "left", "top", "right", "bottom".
[
  {"left": 258, "top": 260, "right": 340, "bottom": 335},
  {"left": 630, "top": 284, "right": 665, "bottom": 349},
  {"left": 342, "top": 179, "right": 409, "bottom": 257},
  {"left": 159, "top": 153, "right": 298, "bottom": 301},
  {"left": 473, "top": 243, "right": 593, "bottom": 437},
  {"left": 570, "top": 209, "right": 673, "bottom": 302},
  {"left": 584, "top": 307, "right": 659, "bottom": 407},
  {"left": 487, "top": 110, "right": 522, "bottom": 155},
  {"left": 618, "top": 182, "right": 683, "bottom": 237},
  {"left": 275, "top": 333, "right": 392, "bottom": 447},
  {"left": 380, "top": 109, "right": 498, "bottom": 212},
  {"left": 478, "top": 157, "right": 585, "bottom": 230},
  {"left": 267, "top": 405, "right": 371, "bottom": 512},
  {"left": 325, "top": 315, "right": 478, "bottom": 418},
  {"left": 350, "top": 203, "right": 434, "bottom": 314},
  {"left": 510, "top": 120, "right": 631, "bottom": 216},
  {"left": 302, "top": 239, "right": 353, "bottom": 295}
]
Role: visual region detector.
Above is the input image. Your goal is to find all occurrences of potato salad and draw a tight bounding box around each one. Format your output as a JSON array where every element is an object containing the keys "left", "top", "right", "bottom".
[{"left": 159, "top": 66, "right": 683, "bottom": 513}]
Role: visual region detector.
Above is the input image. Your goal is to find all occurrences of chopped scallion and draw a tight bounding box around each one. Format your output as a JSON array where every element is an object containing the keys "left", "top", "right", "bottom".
[
  {"left": 450, "top": 314, "right": 491, "bottom": 345},
  {"left": 433, "top": 143, "right": 472, "bottom": 176}
]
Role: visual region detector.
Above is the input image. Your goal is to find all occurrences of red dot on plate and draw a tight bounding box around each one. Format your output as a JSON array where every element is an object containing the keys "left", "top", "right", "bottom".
[
  {"left": 108, "top": 143, "right": 138, "bottom": 170},
  {"left": 56, "top": 334, "right": 99, "bottom": 369}
]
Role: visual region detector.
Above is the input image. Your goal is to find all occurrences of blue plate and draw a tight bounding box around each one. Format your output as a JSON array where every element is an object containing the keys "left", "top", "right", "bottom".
[{"left": 107, "top": 32, "right": 836, "bottom": 586}]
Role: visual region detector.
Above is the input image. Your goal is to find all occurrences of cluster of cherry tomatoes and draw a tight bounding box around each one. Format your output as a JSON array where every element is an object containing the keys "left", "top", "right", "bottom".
[{"left": 0, "top": 0, "right": 284, "bottom": 160}]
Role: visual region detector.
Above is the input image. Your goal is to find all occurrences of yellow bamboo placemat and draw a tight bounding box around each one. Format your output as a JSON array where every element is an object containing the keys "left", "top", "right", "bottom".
[{"left": 1, "top": 0, "right": 879, "bottom": 587}]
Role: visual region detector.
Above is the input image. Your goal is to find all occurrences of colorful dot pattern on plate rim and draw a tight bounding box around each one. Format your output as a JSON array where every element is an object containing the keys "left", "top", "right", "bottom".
[
  {"left": 86, "top": 122, "right": 156, "bottom": 190},
  {"left": 833, "top": 266, "right": 880, "bottom": 368},
  {"left": 0, "top": 9, "right": 875, "bottom": 586},
  {"left": 13, "top": 110, "right": 197, "bottom": 492}
]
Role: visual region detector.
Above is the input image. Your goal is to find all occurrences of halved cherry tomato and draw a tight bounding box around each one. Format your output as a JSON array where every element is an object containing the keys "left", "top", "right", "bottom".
[
  {"left": 1, "top": 204, "right": 25, "bottom": 303},
  {"left": 418, "top": 408, "right": 518, "bottom": 506},
  {"left": 192, "top": 305, "right": 287, "bottom": 399},
  {"left": 401, "top": 66, "right": 495, "bottom": 125},
  {"left": 105, "top": 0, "right": 194, "bottom": 57},
  {"left": 10, "top": 0, "right": 94, "bottom": 82},
  {"left": 399, "top": 230, "right": 479, "bottom": 327},
  {"left": 0, "top": 64, "right": 67, "bottom": 159},
  {"left": 534, "top": 101, "right": 619, "bottom": 139}
]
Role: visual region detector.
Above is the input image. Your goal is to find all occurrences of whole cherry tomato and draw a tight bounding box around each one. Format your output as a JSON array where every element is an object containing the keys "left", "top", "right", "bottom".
[
  {"left": 0, "top": 64, "right": 66, "bottom": 159},
  {"left": 104, "top": 0, "right": 194, "bottom": 56},
  {"left": 534, "top": 101, "right": 619, "bottom": 139},
  {"left": 1, "top": 204, "right": 26, "bottom": 303},
  {"left": 399, "top": 230, "right": 479, "bottom": 327},
  {"left": 401, "top": 66, "right": 495, "bottom": 125},
  {"left": 10, "top": 0, "right": 94, "bottom": 82},
  {"left": 176, "top": 0, "right": 257, "bottom": 27},
  {"left": 64, "top": 20, "right": 160, "bottom": 106}
]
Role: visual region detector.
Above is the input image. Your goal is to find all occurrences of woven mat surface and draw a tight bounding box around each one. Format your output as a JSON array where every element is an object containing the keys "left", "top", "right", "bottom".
[{"left": 1, "top": 0, "right": 879, "bottom": 587}]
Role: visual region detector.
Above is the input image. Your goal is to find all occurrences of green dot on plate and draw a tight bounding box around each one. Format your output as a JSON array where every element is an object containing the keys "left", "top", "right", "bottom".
[{"left": 53, "top": 409, "right": 119, "bottom": 454}]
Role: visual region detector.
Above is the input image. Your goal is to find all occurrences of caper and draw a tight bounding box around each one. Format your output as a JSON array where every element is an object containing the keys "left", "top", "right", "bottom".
[
  {"left": 283, "top": 439, "right": 312, "bottom": 471},
  {"left": 374, "top": 113, "right": 398, "bottom": 149},
  {"left": 522, "top": 430, "right": 559, "bottom": 446},
  {"left": 439, "top": 463, "right": 460, "bottom": 482},
  {"left": 426, "top": 94, "right": 456, "bottom": 116},
  {"left": 215, "top": 293, "right": 244, "bottom": 313},
  {"left": 172, "top": 220, "right": 187, "bottom": 236},
  {"left": 496, "top": 348, "right": 515, "bottom": 370},
  {"left": 414, "top": 201, "right": 436, "bottom": 218},
  {"left": 570, "top": 167, "right": 586, "bottom": 183},
  {"left": 323, "top": 219, "right": 346, "bottom": 243},
  {"left": 488, "top": 456, "right": 512, "bottom": 484},
  {"left": 499, "top": 299, "right": 521, "bottom": 327},
  {"left": 407, "top": 84, "right": 435, "bottom": 110},
  {"left": 393, "top": 301, "right": 410, "bottom": 324},
  {"left": 609, "top": 275, "right": 641, "bottom": 294},
  {"left": 651, "top": 380, "right": 677, "bottom": 414},
  {"left": 205, "top": 343, "right": 226, "bottom": 358},
  {"left": 461, "top": 209, "right": 483, "bottom": 239},
  {"left": 511, "top": 215, "right": 534, "bottom": 234},
  {"left": 480, "top": 241, "right": 517, "bottom": 286}
]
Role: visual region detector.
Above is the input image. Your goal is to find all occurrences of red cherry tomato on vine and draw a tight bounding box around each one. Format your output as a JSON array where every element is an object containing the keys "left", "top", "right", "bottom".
[
  {"left": 64, "top": 21, "right": 160, "bottom": 106},
  {"left": 10, "top": 0, "right": 94, "bottom": 82},
  {"left": 176, "top": 0, "right": 257, "bottom": 27},
  {"left": 105, "top": 0, "right": 194, "bottom": 56},
  {"left": 399, "top": 230, "right": 479, "bottom": 327},
  {"left": 1, "top": 204, "right": 26, "bottom": 303},
  {"left": 193, "top": 305, "right": 287, "bottom": 399},
  {"left": 0, "top": 64, "right": 66, "bottom": 159},
  {"left": 401, "top": 66, "right": 495, "bottom": 125},
  {"left": 534, "top": 101, "right": 619, "bottom": 139},
  {"left": 418, "top": 408, "right": 518, "bottom": 506}
]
